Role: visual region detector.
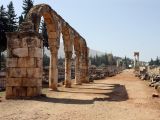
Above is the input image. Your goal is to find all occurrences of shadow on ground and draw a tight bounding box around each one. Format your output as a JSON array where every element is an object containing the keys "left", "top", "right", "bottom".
[{"left": 34, "top": 83, "right": 129, "bottom": 104}]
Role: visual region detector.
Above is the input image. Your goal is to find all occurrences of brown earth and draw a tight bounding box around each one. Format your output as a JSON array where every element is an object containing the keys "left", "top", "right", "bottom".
[{"left": 0, "top": 69, "right": 160, "bottom": 120}]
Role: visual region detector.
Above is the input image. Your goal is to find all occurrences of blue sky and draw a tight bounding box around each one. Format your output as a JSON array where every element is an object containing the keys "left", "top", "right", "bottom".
[{"left": 1, "top": 0, "right": 160, "bottom": 61}]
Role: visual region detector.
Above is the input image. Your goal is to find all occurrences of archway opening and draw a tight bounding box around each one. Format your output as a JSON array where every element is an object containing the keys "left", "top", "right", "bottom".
[
  {"left": 38, "top": 17, "right": 50, "bottom": 89},
  {"left": 58, "top": 33, "right": 65, "bottom": 83}
]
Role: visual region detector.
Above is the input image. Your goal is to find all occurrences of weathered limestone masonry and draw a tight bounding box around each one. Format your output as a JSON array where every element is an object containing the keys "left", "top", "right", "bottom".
[
  {"left": 84, "top": 47, "right": 89, "bottom": 83},
  {"left": 80, "top": 39, "right": 89, "bottom": 83},
  {"left": 6, "top": 22, "right": 43, "bottom": 99},
  {"left": 49, "top": 47, "right": 59, "bottom": 90},
  {"left": 6, "top": 4, "right": 89, "bottom": 98},
  {"left": 134, "top": 52, "right": 140, "bottom": 70},
  {"left": 62, "top": 25, "right": 73, "bottom": 88},
  {"left": 74, "top": 34, "right": 82, "bottom": 85}
]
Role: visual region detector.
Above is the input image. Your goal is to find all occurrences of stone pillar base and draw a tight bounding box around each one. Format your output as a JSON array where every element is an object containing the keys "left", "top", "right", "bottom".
[
  {"left": 81, "top": 80, "right": 90, "bottom": 83},
  {"left": 49, "top": 84, "right": 57, "bottom": 91},
  {"left": 81, "top": 78, "right": 90, "bottom": 83},
  {"left": 6, "top": 86, "right": 42, "bottom": 99},
  {"left": 64, "top": 81, "right": 72, "bottom": 88}
]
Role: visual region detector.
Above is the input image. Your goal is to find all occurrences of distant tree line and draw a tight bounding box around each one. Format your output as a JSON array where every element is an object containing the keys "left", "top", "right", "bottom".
[
  {"left": 90, "top": 54, "right": 116, "bottom": 67},
  {"left": 90, "top": 54, "right": 133, "bottom": 68},
  {"left": 122, "top": 56, "right": 133, "bottom": 68},
  {"left": 149, "top": 57, "right": 160, "bottom": 66},
  {"left": 43, "top": 54, "right": 65, "bottom": 67}
]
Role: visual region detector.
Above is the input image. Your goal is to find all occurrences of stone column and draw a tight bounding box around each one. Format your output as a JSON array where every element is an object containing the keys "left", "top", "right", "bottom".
[
  {"left": 79, "top": 54, "right": 84, "bottom": 83},
  {"left": 81, "top": 47, "right": 89, "bottom": 83},
  {"left": 74, "top": 52, "right": 81, "bottom": 85},
  {"left": 81, "top": 58, "right": 85, "bottom": 83},
  {"left": 137, "top": 55, "right": 140, "bottom": 67},
  {"left": 64, "top": 51, "right": 72, "bottom": 88},
  {"left": 134, "top": 56, "right": 136, "bottom": 68},
  {"left": 134, "top": 52, "right": 140, "bottom": 69},
  {"left": 84, "top": 47, "right": 89, "bottom": 83},
  {"left": 81, "top": 58, "right": 89, "bottom": 83},
  {"left": 6, "top": 21, "right": 43, "bottom": 99},
  {"left": 49, "top": 50, "right": 58, "bottom": 90}
]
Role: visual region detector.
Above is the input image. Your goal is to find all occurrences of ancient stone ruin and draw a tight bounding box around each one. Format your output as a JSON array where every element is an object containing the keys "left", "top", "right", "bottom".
[
  {"left": 6, "top": 4, "right": 89, "bottom": 99},
  {"left": 134, "top": 52, "right": 140, "bottom": 70}
]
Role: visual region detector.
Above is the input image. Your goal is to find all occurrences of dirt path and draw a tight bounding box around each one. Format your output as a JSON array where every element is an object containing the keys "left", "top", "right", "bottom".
[{"left": 0, "top": 69, "right": 160, "bottom": 120}]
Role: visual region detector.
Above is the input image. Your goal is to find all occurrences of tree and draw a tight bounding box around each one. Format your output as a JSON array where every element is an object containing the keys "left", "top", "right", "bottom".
[
  {"left": 58, "top": 57, "right": 64, "bottom": 66},
  {"left": 18, "top": 14, "right": 24, "bottom": 26},
  {"left": 0, "top": 6, "right": 8, "bottom": 30},
  {"left": 121, "top": 56, "right": 133, "bottom": 68},
  {"left": 0, "top": 22, "right": 7, "bottom": 70},
  {"left": 22, "top": 0, "right": 34, "bottom": 18},
  {"left": 108, "top": 54, "right": 114, "bottom": 65},
  {"left": 0, "top": 5, "right": 8, "bottom": 70},
  {"left": 43, "top": 54, "right": 50, "bottom": 67},
  {"left": 155, "top": 56, "right": 159, "bottom": 66},
  {"left": 7, "top": 1, "right": 17, "bottom": 32},
  {"left": 149, "top": 57, "right": 160, "bottom": 66},
  {"left": 124, "top": 56, "right": 128, "bottom": 68},
  {"left": 41, "top": 21, "right": 49, "bottom": 48},
  {"left": 0, "top": 22, "right": 7, "bottom": 52},
  {"left": 149, "top": 58, "right": 154, "bottom": 66},
  {"left": 104, "top": 53, "right": 109, "bottom": 65},
  {"left": 90, "top": 53, "right": 116, "bottom": 67}
]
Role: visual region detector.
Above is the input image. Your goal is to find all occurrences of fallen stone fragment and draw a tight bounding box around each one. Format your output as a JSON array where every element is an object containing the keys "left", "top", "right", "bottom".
[
  {"left": 152, "top": 94, "right": 159, "bottom": 98},
  {"left": 40, "top": 94, "right": 47, "bottom": 97}
]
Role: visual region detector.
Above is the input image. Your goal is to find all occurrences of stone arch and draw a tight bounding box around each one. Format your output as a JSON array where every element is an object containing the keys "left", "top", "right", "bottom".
[
  {"left": 5, "top": 4, "right": 89, "bottom": 98},
  {"left": 27, "top": 4, "right": 77, "bottom": 88},
  {"left": 26, "top": 4, "right": 61, "bottom": 50},
  {"left": 25, "top": 4, "right": 61, "bottom": 90}
]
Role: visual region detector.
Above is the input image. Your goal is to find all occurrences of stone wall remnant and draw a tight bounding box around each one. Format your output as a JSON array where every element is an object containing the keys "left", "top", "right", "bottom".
[{"left": 6, "top": 4, "right": 89, "bottom": 98}]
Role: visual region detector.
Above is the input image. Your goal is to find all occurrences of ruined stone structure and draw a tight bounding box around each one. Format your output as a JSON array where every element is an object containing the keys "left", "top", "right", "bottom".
[
  {"left": 6, "top": 22, "right": 43, "bottom": 98},
  {"left": 134, "top": 52, "right": 139, "bottom": 70},
  {"left": 6, "top": 4, "right": 89, "bottom": 99}
]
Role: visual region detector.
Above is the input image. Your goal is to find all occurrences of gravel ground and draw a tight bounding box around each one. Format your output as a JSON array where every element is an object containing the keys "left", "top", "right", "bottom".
[{"left": 0, "top": 69, "right": 160, "bottom": 120}]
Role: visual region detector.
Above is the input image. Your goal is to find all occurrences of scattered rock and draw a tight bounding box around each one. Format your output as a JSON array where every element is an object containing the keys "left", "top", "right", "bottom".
[
  {"left": 57, "top": 84, "right": 62, "bottom": 87},
  {"left": 152, "top": 94, "right": 159, "bottom": 98},
  {"left": 157, "top": 86, "right": 160, "bottom": 93},
  {"left": 40, "top": 94, "right": 47, "bottom": 97},
  {"left": 62, "top": 81, "right": 65, "bottom": 85}
]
